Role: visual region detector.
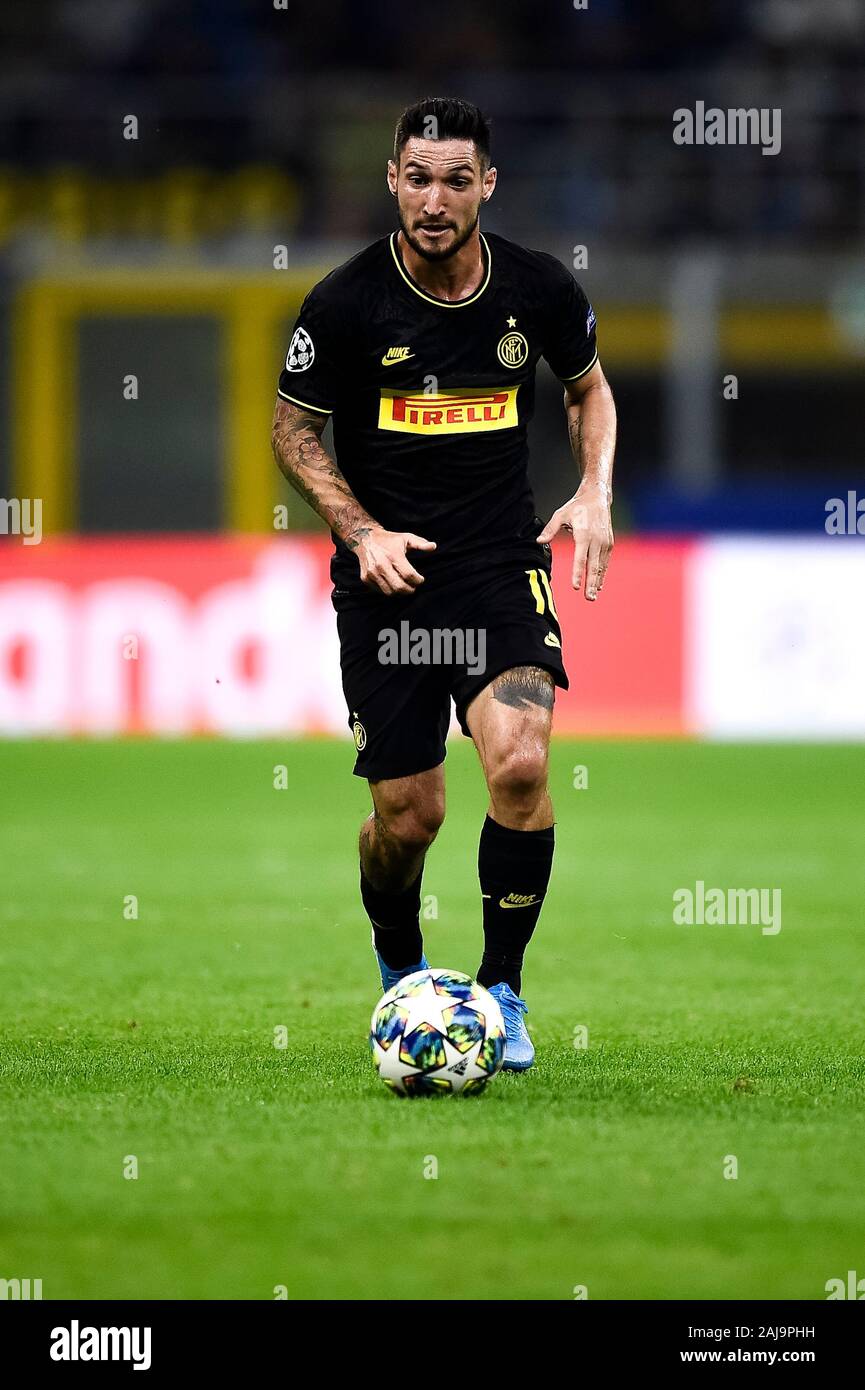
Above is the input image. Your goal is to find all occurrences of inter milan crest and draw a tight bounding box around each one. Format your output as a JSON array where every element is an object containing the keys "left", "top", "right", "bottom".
[
  {"left": 285, "top": 326, "right": 315, "bottom": 372},
  {"left": 497, "top": 328, "right": 528, "bottom": 369}
]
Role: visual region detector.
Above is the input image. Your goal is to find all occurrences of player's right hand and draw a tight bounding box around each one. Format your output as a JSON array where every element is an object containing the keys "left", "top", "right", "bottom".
[{"left": 354, "top": 526, "right": 436, "bottom": 595}]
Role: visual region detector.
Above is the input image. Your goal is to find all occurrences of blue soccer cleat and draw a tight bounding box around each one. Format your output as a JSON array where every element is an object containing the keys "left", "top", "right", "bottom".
[
  {"left": 488, "top": 982, "right": 535, "bottom": 1071},
  {"left": 372, "top": 928, "right": 428, "bottom": 994}
]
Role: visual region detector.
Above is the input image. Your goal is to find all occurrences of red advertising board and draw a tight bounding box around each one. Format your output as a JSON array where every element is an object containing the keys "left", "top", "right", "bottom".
[{"left": 0, "top": 536, "right": 690, "bottom": 736}]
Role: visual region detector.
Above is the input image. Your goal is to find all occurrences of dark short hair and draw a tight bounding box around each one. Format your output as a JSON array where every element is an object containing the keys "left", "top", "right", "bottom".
[{"left": 393, "top": 97, "right": 491, "bottom": 169}]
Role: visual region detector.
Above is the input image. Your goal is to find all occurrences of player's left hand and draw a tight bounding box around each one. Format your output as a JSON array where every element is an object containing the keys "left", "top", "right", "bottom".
[{"left": 537, "top": 483, "right": 613, "bottom": 600}]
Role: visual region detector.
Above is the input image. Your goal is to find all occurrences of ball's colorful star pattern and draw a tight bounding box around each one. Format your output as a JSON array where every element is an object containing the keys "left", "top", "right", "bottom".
[{"left": 370, "top": 968, "right": 506, "bottom": 1096}]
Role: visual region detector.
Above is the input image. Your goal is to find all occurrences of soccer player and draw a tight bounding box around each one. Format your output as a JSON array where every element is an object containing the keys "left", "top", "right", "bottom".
[{"left": 272, "top": 98, "right": 616, "bottom": 1070}]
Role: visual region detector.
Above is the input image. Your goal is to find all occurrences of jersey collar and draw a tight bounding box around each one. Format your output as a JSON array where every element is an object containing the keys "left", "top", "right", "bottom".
[{"left": 389, "top": 231, "right": 492, "bottom": 307}]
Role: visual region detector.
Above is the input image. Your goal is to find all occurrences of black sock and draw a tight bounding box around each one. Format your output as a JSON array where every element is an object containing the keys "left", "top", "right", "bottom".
[
  {"left": 476, "top": 816, "right": 554, "bottom": 994},
  {"left": 361, "top": 869, "right": 424, "bottom": 969}
]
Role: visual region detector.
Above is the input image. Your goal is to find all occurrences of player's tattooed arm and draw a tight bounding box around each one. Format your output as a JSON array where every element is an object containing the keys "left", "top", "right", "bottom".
[
  {"left": 271, "top": 397, "right": 436, "bottom": 595},
  {"left": 271, "top": 397, "right": 372, "bottom": 545},
  {"left": 537, "top": 360, "right": 616, "bottom": 601}
]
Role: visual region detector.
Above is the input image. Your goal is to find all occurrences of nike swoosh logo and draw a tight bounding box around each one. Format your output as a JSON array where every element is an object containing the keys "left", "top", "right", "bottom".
[
  {"left": 381, "top": 353, "right": 415, "bottom": 366},
  {"left": 499, "top": 896, "right": 540, "bottom": 909}
]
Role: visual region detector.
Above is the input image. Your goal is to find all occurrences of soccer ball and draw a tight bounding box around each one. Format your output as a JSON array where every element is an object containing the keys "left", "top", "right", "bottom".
[{"left": 369, "top": 968, "right": 506, "bottom": 1096}]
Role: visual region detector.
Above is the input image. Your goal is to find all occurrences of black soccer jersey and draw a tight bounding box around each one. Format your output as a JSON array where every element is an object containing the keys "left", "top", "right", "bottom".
[{"left": 277, "top": 231, "right": 598, "bottom": 591}]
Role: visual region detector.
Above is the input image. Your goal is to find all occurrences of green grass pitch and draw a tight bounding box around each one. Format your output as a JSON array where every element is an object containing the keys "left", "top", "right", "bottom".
[{"left": 1, "top": 737, "right": 864, "bottom": 1301}]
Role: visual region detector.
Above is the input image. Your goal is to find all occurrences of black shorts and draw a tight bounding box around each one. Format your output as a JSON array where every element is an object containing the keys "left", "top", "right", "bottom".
[{"left": 331, "top": 549, "right": 569, "bottom": 781}]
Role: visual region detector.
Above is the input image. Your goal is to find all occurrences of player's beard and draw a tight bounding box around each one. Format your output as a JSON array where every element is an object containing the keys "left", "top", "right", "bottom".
[{"left": 398, "top": 207, "right": 480, "bottom": 262}]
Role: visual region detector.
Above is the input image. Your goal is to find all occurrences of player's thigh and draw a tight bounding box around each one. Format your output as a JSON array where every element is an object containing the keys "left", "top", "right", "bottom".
[
  {"left": 465, "top": 666, "right": 554, "bottom": 790},
  {"left": 449, "top": 556, "right": 567, "bottom": 740}
]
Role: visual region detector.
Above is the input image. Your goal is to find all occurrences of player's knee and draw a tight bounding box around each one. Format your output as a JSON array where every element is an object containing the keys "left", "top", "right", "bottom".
[
  {"left": 382, "top": 796, "right": 445, "bottom": 852},
  {"left": 488, "top": 742, "right": 548, "bottom": 806}
]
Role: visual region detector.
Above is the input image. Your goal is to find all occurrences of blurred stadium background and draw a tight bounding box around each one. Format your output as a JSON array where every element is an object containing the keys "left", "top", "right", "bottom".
[
  {"left": 4, "top": 0, "right": 865, "bottom": 1309},
  {"left": 1, "top": 0, "right": 864, "bottom": 738}
]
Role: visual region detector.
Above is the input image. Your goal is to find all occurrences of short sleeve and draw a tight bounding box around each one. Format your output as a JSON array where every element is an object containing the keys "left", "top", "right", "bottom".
[
  {"left": 541, "top": 261, "right": 599, "bottom": 383},
  {"left": 277, "top": 283, "right": 341, "bottom": 414}
]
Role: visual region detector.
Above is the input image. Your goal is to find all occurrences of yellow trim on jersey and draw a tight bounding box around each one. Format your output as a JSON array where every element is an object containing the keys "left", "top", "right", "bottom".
[
  {"left": 558, "top": 346, "right": 599, "bottom": 383},
  {"left": 538, "top": 568, "right": 559, "bottom": 620},
  {"left": 525, "top": 567, "right": 559, "bottom": 621},
  {"left": 277, "top": 388, "right": 333, "bottom": 415},
  {"left": 388, "top": 232, "right": 492, "bottom": 307},
  {"left": 525, "top": 568, "right": 545, "bottom": 614}
]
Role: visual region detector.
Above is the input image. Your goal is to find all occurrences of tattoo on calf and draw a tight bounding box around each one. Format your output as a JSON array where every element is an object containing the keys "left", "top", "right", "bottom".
[{"left": 491, "top": 667, "right": 555, "bottom": 712}]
